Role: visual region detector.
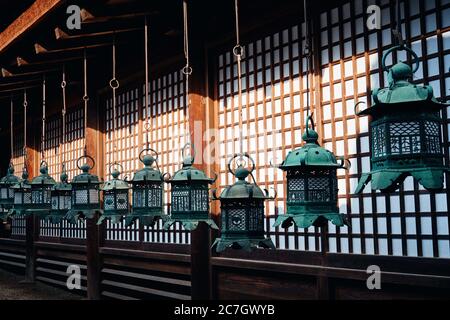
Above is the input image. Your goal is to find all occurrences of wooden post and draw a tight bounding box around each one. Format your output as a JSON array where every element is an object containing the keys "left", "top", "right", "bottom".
[
  {"left": 188, "top": 0, "right": 212, "bottom": 300},
  {"left": 85, "top": 91, "right": 103, "bottom": 300},
  {"left": 24, "top": 117, "right": 38, "bottom": 283}
]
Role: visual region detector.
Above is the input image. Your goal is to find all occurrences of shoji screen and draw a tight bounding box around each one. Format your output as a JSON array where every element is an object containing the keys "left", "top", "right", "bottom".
[
  {"left": 39, "top": 107, "right": 86, "bottom": 240},
  {"left": 10, "top": 129, "right": 26, "bottom": 237},
  {"left": 319, "top": 0, "right": 449, "bottom": 257},
  {"left": 214, "top": 0, "right": 450, "bottom": 257},
  {"left": 104, "top": 70, "right": 190, "bottom": 244}
]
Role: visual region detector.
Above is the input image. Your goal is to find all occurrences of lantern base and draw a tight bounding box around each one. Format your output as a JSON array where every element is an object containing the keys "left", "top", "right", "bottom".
[
  {"left": 125, "top": 211, "right": 168, "bottom": 228},
  {"left": 0, "top": 211, "right": 10, "bottom": 222},
  {"left": 274, "top": 213, "right": 347, "bottom": 229},
  {"left": 44, "top": 214, "right": 65, "bottom": 224},
  {"left": 7, "top": 209, "right": 27, "bottom": 217},
  {"left": 212, "top": 237, "right": 275, "bottom": 253},
  {"left": 163, "top": 218, "right": 218, "bottom": 231},
  {"left": 355, "top": 167, "right": 448, "bottom": 194},
  {"left": 65, "top": 209, "right": 102, "bottom": 225},
  {"left": 97, "top": 214, "right": 124, "bottom": 225}
]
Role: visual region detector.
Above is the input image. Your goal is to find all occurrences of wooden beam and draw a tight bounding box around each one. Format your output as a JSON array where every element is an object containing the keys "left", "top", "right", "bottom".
[{"left": 0, "top": 0, "right": 63, "bottom": 53}]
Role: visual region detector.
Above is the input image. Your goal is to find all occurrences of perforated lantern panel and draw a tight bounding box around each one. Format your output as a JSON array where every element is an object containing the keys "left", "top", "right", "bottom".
[
  {"left": 1, "top": 188, "right": 7, "bottom": 199},
  {"left": 116, "top": 192, "right": 128, "bottom": 210},
  {"left": 104, "top": 193, "right": 115, "bottom": 211},
  {"left": 287, "top": 178, "right": 305, "bottom": 203},
  {"left": 308, "top": 177, "right": 332, "bottom": 202},
  {"left": 171, "top": 187, "right": 190, "bottom": 212},
  {"left": 133, "top": 188, "right": 145, "bottom": 208},
  {"left": 23, "top": 191, "right": 32, "bottom": 204},
  {"left": 148, "top": 187, "right": 162, "bottom": 208},
  {"left": 74, "top": 189, "right": 88, "bottom": 205},
  {"left": 227, "top": 208, "right": 246, "bottom": 231},
  {"left": 89, "top": 189, "right": 99, "bottom": 204}
]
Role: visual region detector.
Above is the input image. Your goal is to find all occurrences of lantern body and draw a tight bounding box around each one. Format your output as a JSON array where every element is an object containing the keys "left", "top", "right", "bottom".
[
  {"left": 164, "top": 149, "right": 217, "bottom": 231},
  {"left": 98, "top": 168, "right": 130, "bottom": 225},
  {"left": 276, "top": 126, "right": 348, "bottom": 229},
  {"left": 28, "top": 163, "right": 56, "bottom": 216},
  {"left": 66, "top": 159, "right": 102, "bottom": 224},
  {"left": 212, "top": 155, "right": 275, "bottom": 253},
  {"left": 47, "top": 172, "right": 72, "bottom": 224},
  {"left": 0, "top": 164, "right": 20, "bottom": 219},
  {"left": 355, "top": 45, "right": 449, "bottom": 193},
  {"left": 127, "top": 153, "right": 167, "bottom": 227},
  {"left": 10, "top": 171, "right": 32, "bottom": 217}
]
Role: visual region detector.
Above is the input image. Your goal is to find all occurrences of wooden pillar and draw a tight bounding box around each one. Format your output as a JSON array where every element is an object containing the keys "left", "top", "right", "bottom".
[
  {"left": 188, "top": 0, "right": 212, "bottom": 300},
  {"left": 24, "top": 117, "right": 39, "bottom": 283},
  {"left": 85, "top": 92, "right": 103, "bottom": 300}
]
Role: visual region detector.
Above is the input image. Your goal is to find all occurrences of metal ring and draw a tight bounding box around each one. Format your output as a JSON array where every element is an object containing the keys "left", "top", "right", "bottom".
[
  {"left": 76, "top": 155, "right": 95, "bottom": 170},
  {"left": 381, "top": 45, "right": 420, "bottom": 73},
  {"left": 337, "top": 157, "right": 351, "bottom": 170},
  {"left": 227, "top": 153, "right": 256, "bottom": 176},
  {"left": 40, "top": 160, "right": 49, "bottom": 168},
  {"left": 354, "top": 101, "right": 367, "bottom": 116},
  {"left": 182, "top": 65, "right": 193, "bottom": 76},
  {"left": 109, "top": 78, "right": 120, "bottom": 89},
  {"left": 109, "top": 162, "right": 123, "bottom": 175},
  {"left": 83, "top": 95, "right": 89, "bottom": 101},
  {"left": 23, "top": 101, "right": 28, "bottom": 107},
  {"left": 144, "top": 121, "right": 151, "bottom": 131},
  {"left": 139, "top": 148, "right": 159, "bottom": 163},
  {"left": 162, "top": 172, "right": 172, "bottom": 183},
  {"left": 233, "top": 44, "right": 244, "bottom": 58},
  {"left": 61, "top": 80, "right": 67, "bottom": 89},
  {"left": 182, "top": 143, "right": 196, "bottom": 162}
]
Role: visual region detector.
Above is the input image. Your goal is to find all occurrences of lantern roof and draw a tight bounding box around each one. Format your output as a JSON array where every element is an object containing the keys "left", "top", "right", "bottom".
[
  {"left": 52, "top": 170, "right": 71, "bottom": 191},
  {"left": 0, "top": 164, "right": 20, "bottom": 185},
  {"left": 170, "top": 152, "right": 214, "bottom": 183},
  {"left": 357, "top": 45, "right": 448, "bottom": 116},
  {"left": 279, "top": 117, "right": 346, "bottom": 170},
  {"left": 71, "top": 158, "right": 101, "bottom": 185},
  {"left": 30, "top": 162, "right": 56, "bottom": 186},
  {"left": 11, "top": 173, "right": 30, "bottom": 190},
  {"left": 132, "top": 154, "right": 163, "bottom": 183},
  {"left": 101, "top": 168, "right": 129, "bottom": 191},
  {"left": 219, "top": 155, "right": 270, "bottom": 200}
]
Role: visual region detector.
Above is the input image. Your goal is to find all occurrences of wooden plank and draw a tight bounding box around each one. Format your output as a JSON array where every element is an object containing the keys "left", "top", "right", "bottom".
[
  {"left": 101, "top": 279, "right": 191, "bottom": 300},
  {"left": 102, "top": 268, "right": 191, "bottom": 287},
  {"left": 102, "top": 256, "right": 190, "bottom": 276},
  {"left": 0, "top": 0, "right": 63, "bottom": 53},
  {"left": 99, "top": 247, "right": 190, "bottom": 263}
]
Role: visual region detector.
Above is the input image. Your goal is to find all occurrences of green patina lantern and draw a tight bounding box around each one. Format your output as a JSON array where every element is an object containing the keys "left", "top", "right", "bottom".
[
  {"left": 355, "top": 45, "right": 449, "bottom": 194},
  {"left": 65, "top": 155, "right": 102, "bottom": 224},
  {"left": 0, "top": 163, "right": 20, "bottom": 221},
  {"left": 164, "top": 143, "right": 218, "bottom": 231},
  {"left": 275, "top": 115, "right": 350, "bottom": 229},
  {"left": 98, "top": 163, "right": 130, "bottom": 225},
  {"left": 126, "top": 148, "right": 167, "bottom": 227},
  {"left": 28, "top": 161, "right": 56, "bottom": 217},
  {"left": 48, "top": 167, "right": 71, "bottom": 224},
  {"left": 9, "top": 168, "right": 32, "bottom": 217},
  {"left": 212, "top": 153, "right": 275, "bottom": 252}
]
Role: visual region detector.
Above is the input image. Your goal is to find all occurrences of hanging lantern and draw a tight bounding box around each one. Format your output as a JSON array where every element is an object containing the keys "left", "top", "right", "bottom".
[
  {"left": 48, "top": 167, "right": 71, "bottom": 224},
  {"left": 275, "top": 115, "right": 349, "bottom": 229},
  {"left": 126, "top": 148, "right": 167, "bottom": 227},
  {"left": 65, "top": 155, "right": 102, "bottom": 224},
  {"left": 9, "top": 168, "right": 32, "bottom": 217},
  {"left": 28, "top": 161, "right": 56, "bottom": 217},
  {"left": 212, "top": 153, "right": 275, "bottom": 252},
  {"left": 355, "top": 45, "right": 449, "bottom": 193},
  {"left": 98, "top": 164, "right": 129, "bottom": 225},
  {"left": 0, "top": 163, "right": 20, "bottom": 221},
  {"left": 164, "top": 143, "right": 218, "bottom": 231}
]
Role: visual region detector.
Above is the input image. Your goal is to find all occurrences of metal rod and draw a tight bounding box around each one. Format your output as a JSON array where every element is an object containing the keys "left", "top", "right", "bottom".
[
  {"left": 55, "top": 26, "right": 140, "bottom": 40},
  {"left": 35, "top": 42, "right": 115, "bottom": 55},
  {"left": 144, "top": 16, "right": 150, "bottom": 148},
  {"left": 41, "top": 75, "right": 46, "bottom": 160}
]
